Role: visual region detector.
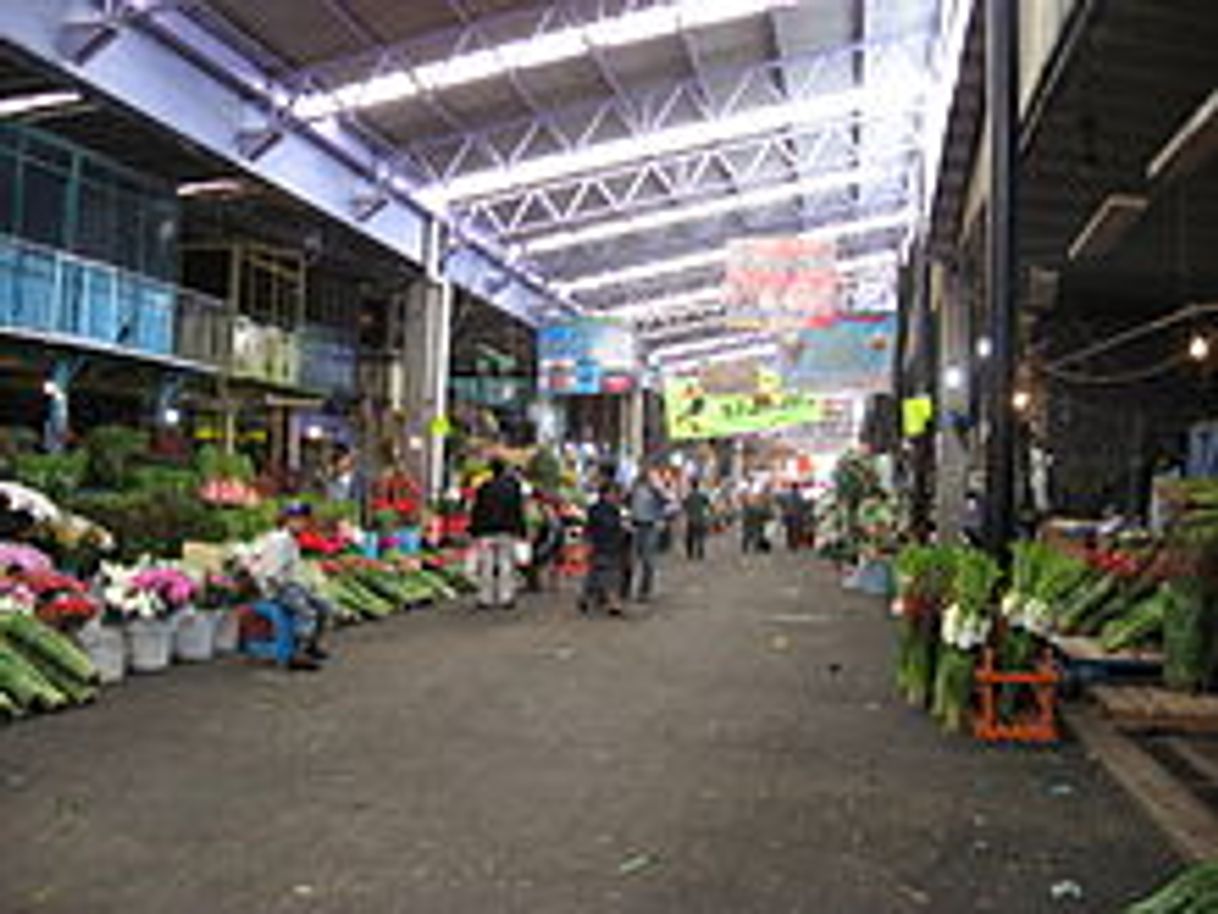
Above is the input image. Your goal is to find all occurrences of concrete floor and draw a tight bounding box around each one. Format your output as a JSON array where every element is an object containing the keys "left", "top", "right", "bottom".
[{"left": 1, "top": 544, "right": 1179, "bottom": 913}]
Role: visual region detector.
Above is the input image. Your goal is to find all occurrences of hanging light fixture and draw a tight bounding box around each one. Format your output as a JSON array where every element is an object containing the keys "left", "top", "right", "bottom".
[
  {"left": 1189, "top": 333, "right": 1211, "bottom": 362},
  {"left": 1012, "top": 390, "right": 1031, "bottom": 412}
]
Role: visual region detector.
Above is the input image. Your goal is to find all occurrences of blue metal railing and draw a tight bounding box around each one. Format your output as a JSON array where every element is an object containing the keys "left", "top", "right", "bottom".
[{"left": 0, "top": 233, "right": 230, "bottom": 369}]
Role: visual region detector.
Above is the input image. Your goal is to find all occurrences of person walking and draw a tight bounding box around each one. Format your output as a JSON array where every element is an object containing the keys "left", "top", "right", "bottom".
[
  {"left": 580, "top": 481, "right": 627, "bottom": 615},
  {"left": 469, "top": 458, "right": 527, "bottom": 609},
  {"left": 780, "top": 483, "right": 805, "bottom": 552},
  {"left": 682, "top": 478, "right": 711, "bottom": 560},
  {"left": 628, "top": 467, "right": 668, "bottom": 601}
]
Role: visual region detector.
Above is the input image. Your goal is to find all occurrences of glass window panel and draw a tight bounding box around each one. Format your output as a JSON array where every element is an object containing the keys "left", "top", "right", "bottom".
[
  {"left": 21, "top": 162, "right": 67, "bottom": 247},
  {"left": 0, "top": 150, "right": 16, "bottom": 236},
  {"left": 76, "top": 178, "right": 115, "bottom": 264}
]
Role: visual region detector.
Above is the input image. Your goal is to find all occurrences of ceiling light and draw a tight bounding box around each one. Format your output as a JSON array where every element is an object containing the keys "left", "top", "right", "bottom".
[
  {"left": 1189, "top": 333, "right": 1211, "bottom": 362},
  {"left": 162, "top": 407, "right": 183, "bottom": 427},
  {"left": 295, "top": 0, "right": 794, "bottom": 120},
  {"left": 975, "top": 336, "right": 993, "bottom": 359},
  {"left": 422, "top": 87, "right": 924, "bottom": 206},
  {"left": 1012, "top": 390, "right": 1031, "bottom": 412},
  {"left": 1147, "top": 89, "right": 1218, "bottom": 185},
  {"left": 0, "top": 90, "right": 83, "bottom": 119},
  {"left": 522, "top": 163, "right": 909, "bottom": 255},
  {"left": 942, "top": 365, "right": 965, "bottom": 391},
  {"left": 562, "top": 213, "right": 912, "bottom": 294},
  {"left": 176, "top": 178, "right": 248, "bottom": 198},
  {"left": 1067, "top": 194, "right": 1148, "bottom": 261}
]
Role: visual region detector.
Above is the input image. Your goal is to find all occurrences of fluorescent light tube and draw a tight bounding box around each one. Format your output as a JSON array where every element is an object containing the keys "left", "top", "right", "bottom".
[
  {"left": 1147, "top": 89, "right": 1218, "bottom": 185},
  {"left": 1067, "top": 193, "right": 1148, "bottom": 261},
  {"left": 295, "top": 0, "right": 792, "bottom": 120},
  {"left": 0, "top": 90, "right": 82, "bottom": 119},
  {"left": 561, "top": 211, "right": 913, "bottom": 293},
  {"left": 522, "top": 163, "right": 907, "bottom": 254},
  {"left": 422, "top": 87, "right": 923, "bottom": 206}
]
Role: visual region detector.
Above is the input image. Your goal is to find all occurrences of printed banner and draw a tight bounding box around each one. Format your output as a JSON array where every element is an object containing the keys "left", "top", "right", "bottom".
[
  {"left": 723, "top": 236, "right": 839, "bottom": 331},
  {"left": 777, "top": 313, "right": 896, "bottom": 393},
  {"left": 663, "top": 375, "right": 825, "bottom": 440}
]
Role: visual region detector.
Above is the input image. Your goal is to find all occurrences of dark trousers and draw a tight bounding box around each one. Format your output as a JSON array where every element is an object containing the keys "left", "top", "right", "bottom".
[
  {"left": 633, "top": 523, "right": 659, "bottom": 598},
  {"left": 582, "top": 552, "right": 621, "bottom": 608},
  {"left": 686, "top": 523, "right": 707, "bottom": 560}
]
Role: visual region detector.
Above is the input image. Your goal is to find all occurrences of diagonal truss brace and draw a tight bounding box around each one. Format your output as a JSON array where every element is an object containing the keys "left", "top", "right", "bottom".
[
  {"left": 404, "top": 30, "right": 932, "bottom": 190},
  {"left": 459, "top": 109, "right": 923, "bottom": 240}
]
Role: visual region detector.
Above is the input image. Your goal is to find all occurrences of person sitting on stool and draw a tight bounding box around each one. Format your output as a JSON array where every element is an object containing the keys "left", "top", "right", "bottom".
[{"left": 246, "top": 503, "right": 333, "bottom": 671}]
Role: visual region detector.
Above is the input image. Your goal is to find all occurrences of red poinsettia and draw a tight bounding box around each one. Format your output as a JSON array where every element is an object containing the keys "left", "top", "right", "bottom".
[{"left": 36, "top": 593, "right": 100, "bottom": 628}]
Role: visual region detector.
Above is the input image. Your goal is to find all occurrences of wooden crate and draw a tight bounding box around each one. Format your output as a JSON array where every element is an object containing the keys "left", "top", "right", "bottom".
[{"left": 1092, "top": 685, "right": 1218, "bottom": 733}]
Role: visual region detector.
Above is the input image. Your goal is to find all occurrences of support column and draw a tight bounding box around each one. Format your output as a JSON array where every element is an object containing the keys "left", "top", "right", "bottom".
[
  {"left": 403, "top": 222, "right": 453, "bottom": 497},
  {"left": 984, "top": 0, "right": 1019, "bottom": 553},
  {"left": 42, "top": 357, "right": 82, "bottom": 453}
]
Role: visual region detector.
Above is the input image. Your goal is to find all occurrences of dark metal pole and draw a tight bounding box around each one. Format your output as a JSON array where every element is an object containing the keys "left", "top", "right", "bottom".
[{"left": 985, "top": 0, "right": 1019, "bottom": 553}]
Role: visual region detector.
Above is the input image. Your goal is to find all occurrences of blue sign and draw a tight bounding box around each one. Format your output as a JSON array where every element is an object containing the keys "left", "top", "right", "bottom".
[
  {"left": 538, "top": 319, "right": 637, "bottom": 395},
  {"left": 778, "top": 314, "right": 896, "bottom": 393}
]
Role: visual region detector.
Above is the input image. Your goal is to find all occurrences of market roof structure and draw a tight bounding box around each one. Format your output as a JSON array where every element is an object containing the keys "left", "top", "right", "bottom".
[{"left": 3, "top": 0, "right": 968, "bottom": 356}]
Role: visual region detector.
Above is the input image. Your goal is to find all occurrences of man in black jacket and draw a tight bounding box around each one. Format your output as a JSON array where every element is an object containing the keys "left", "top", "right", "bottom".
[
  {"left": 580, "top": 481, "right": 626, "bottom": 616},
  {"left": 469, "top": 458, "right": 526, "bottom": 608}
]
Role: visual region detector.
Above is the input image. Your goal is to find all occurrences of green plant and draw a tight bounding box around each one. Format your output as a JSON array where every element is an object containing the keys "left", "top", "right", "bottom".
[
  {"left": 526, "top": 446, "right": 563, "bottom": 492},
  {"left": 195, "top": 445, "right": 255, "bottom": 482},
  {"left": 13, "top": 451, "right": 88, "bottom": 501},
  {"left": 213, "top": 502, "right": 278, "bottom": 543},
  {"left": 0, "top": 426, "right": 37, "bottom": 477},
  {"left": 67, "top": 489, "right": 225, "bottom": 562},
  {"left": 128, "top": 465, "right": 201, "bottom": 495},
  {"left": 83, "top": 425, "right": 149, "bottom": 489}
]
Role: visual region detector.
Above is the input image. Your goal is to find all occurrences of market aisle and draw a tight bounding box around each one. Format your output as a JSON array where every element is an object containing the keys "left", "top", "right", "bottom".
[{"left": 1, "top": 541, "right": 1176, "bottom": 914}]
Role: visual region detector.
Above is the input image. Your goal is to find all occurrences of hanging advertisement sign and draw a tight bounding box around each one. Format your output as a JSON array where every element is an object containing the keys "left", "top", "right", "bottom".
[
  {"left": 538, "top": 319, "right": 637, "bottom": 395},
  {"left": 723, "top": 236, "right": 840, "bottom": 331},
  {"left": 663, "top": 373, "right": 825, "bottom": 441},
  {"left": 777, "top": 313, "right": 896, "bottom": 393}
]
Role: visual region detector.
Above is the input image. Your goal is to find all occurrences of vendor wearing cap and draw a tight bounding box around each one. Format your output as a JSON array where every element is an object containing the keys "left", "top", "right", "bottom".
[{"left": 246, "top": 502, "right": 333, "bottom": 670}]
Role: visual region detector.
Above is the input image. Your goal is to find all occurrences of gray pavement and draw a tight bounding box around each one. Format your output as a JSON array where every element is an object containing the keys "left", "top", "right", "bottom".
[{"left": 1, "top": 543, "right": 1179, "bottom": 913}]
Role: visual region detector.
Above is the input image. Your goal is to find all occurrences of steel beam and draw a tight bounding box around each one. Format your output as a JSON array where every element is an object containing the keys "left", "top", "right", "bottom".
[
  {"left": 461, "top": 111, "right": 921, "bottom": 241},
  {"left": 412, "top": 32, "right": 931, "bottom": 201},
  {"left": 0, "top": 0, "right": 556, "bottom": 326},
  {"left": 983, "top": 0, "right": 1018, "bottom": 553}
]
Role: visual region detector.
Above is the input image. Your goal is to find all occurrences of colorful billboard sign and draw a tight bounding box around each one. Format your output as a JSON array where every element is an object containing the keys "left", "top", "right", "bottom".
[
  {"left": 724, "top": 236, "right": 839, "bottom": 331},
  {"left": 777, "top": 313, "right": 897, "bottom": 393},
  {"left": 663, "top": 371, "right": 825, "bottom": 440},
  {"left": 538, "top": 319, "right": 637, "bottom": 395}
]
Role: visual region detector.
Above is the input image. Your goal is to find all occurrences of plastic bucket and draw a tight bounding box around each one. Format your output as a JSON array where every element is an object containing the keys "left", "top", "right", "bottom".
[
  {"left": 173, "top": 610, "right": 215, "bottom": 662},
  {"left": 212, "top": 608, "right": 240, "bottom": 654},
  {"left": 125, "top": 617, "right": 173, "bottom": 673},
  {"left": 78, "top": 621, "right": 126, "bottom": 684}
]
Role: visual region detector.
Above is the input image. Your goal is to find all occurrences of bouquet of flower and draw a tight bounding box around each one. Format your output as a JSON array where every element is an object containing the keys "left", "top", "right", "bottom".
[
  {"left": 0, "top": 541, "right": 54, "bottom": 574},
  {"left": 100, "top": 561, "right": 198, "bottom": 620}
]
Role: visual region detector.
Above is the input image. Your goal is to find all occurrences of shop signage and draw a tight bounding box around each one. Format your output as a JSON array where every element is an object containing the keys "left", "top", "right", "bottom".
[{"left": 538, "top": 319, "right": 638, "bottom": 395}]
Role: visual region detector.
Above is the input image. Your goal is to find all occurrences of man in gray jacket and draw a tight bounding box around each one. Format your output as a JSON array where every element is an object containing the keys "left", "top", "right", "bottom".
[{"left": 628, "top": 468, "right": 669, "bottom": 602}]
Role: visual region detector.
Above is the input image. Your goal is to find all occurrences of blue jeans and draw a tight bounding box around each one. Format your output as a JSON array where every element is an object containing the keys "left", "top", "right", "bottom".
[
  {"left": 633, "top": 523, "right": 659, "bottom": 599},
  {"left": 274, "top": 581, "right": 332, "bottom": 645}
]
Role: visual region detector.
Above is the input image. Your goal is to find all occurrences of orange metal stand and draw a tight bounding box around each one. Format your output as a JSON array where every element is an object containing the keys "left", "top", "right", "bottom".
[{"left": 973, "top": 646, "right": 1061, "bottom": 744}]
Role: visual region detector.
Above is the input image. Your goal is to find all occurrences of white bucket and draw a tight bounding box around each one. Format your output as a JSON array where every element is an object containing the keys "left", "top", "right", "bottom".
[
  {"left": 78, "top": 620, "right": 126, "bottom": 684},
  {"left": 212, "top": 608, "right": 240, "bottom": 654},
  {"left": 125, "top": 617, "right": 173, "bottom": 673},
  {"left": 173, "top": 609, "right": 215, "bottom": 662}
]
